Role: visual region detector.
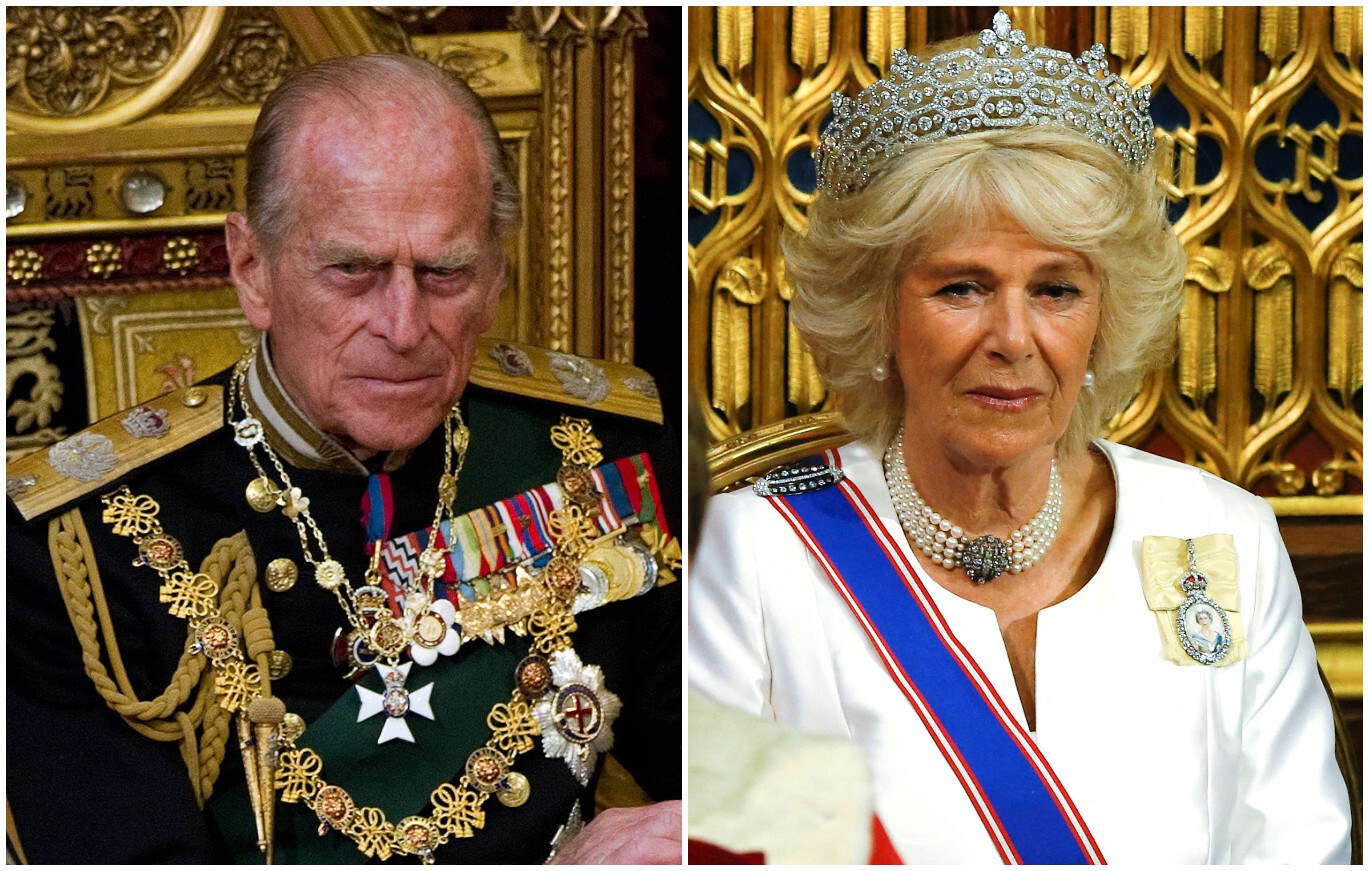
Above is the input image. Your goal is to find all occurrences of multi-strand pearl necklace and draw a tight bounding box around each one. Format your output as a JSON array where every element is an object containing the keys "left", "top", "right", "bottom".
[{"left": 882, "top": 428, "right": 1063, "bottom": 584}]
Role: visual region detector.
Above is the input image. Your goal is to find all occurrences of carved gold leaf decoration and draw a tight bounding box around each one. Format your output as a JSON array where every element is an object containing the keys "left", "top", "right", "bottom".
[
  {"left": 1184, "top": 6, "right": 1224, "bottom": 64},
  {"left": 217, "top": 15, "right": 293, "bottom": 103},
  {"left": 1154, "top": 126, "right": 1202, "bottom": 206},
  {"left": 6, "top": 7, "right": 182, "bottom": 116},
  {"left": 1178, "top": 247, "right": 1231, "bottom": 405},
  {"left": 1245, "top": 242, "right": 1295, "bottom": 407},
  {"left": 711, "top": 256, "right": 765, "bottom": 419},
  {"left": 688, "top": 137, "right": 730, "bottom": 212},
  {"left": 1245, "top": 241, "right": 1294, "bottom": 290},
  {"left": 1327, "top": 243, "right": 1363, "bottom": 399},
  {"left": 1332, "top": 7, "right": 1362, "bottom": 62},
  {"left": 866, "top": 6, "right": 906, "bottom": 69},
  {"left": 787, "top": 319, "right": 826, "bottom": 414},
  {"left": 1109, "top": 6, "right": 1151, "bottom": 62},
  {"left": 1259, "top": 7, "right": 1300, "bottom": 64},
  {"left": 1312, "top": 461, "right": 1352, "bottom": 497},
  {"left": 791, "top": 7, "right": 830, "bottom": 75},
  {"left": 716, "top": 255, "right": 766, "bottom": 306},
  {"left": 716, "top": 7, "right": 754, "bottom": 77},
  {"left": 1252, "top": 461, "right": 1306, "bottom": 497},
  {"left": 433, "top": 41, "right": 509, "bottom": 90}
]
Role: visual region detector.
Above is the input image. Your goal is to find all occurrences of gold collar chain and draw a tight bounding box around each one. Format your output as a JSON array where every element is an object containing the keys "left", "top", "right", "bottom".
[
  {"left": 105, "top": 374, "right": 614, "bottom": 862},
  {"left": 229, "top": 350, "right": 468, "bottom": 676}
]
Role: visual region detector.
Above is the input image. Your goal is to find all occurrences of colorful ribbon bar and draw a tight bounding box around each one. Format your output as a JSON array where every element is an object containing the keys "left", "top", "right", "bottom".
[{"left": 378, "top": 453, "right": 667, "bottom": 612}]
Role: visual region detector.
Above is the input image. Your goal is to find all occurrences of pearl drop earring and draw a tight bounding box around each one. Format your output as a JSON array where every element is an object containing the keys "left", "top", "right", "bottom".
[
  {"left": 1083, "top": 370, "right": 1095, "bottom": 389},
  {"left": 873, "top": 358, "right": 889, "bottom": 382}
]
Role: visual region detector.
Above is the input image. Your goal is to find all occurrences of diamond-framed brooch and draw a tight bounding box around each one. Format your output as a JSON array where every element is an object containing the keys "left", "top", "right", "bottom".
[{"left": 1175, "top": 539, "right": 1232, "bottom": 665}]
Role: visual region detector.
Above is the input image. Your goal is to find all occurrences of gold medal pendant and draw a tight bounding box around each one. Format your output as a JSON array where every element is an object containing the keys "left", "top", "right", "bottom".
[
  {"left": 246, "top": 477, "right": 280, "bottom": 513},
  {"left": 497, "top": 772, "right": 531, "bottom": 807}
]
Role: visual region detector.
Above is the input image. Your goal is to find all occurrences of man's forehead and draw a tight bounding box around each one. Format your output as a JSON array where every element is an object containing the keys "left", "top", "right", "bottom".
[{"left": 283, "top": 91, "right": 486, "bottom": 185}]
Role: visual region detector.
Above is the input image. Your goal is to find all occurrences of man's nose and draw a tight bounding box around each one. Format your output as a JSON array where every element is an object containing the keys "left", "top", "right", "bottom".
[{"left": 372, "top": 267, "right": 427, "bottom": 351}]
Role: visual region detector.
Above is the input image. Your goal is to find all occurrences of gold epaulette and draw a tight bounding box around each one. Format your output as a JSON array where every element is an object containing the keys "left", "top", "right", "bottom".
[
  {"left": 7, "top": 385, "right": 225, "bottom": 521},
  {"left": 471, "top": 337, "right": 663, "bottom": 424}
]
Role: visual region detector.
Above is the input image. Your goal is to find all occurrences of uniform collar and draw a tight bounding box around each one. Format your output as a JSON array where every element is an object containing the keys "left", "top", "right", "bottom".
[{"left": 244, "top": 334, "right": 414, "bottom": 474}]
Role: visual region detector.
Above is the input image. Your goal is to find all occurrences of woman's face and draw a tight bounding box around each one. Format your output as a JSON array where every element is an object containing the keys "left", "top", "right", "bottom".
[{"left": 894, "top": 213, "right": 1101, "bottom": 471}]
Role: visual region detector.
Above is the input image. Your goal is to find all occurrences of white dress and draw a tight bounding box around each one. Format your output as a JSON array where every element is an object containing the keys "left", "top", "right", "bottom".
[{"left": 689, "top": 439, "right": 1351, "bottom": 864}]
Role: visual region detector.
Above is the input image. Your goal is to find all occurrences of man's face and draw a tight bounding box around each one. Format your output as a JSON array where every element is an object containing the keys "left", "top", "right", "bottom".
[{"left": 228, "top": 95, "right": 504, "bottom": 458}]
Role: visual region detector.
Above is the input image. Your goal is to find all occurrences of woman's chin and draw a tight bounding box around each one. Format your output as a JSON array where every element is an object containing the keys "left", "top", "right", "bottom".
[{"left": 934, "top": 428, "right": 1061, "bottom": 472}]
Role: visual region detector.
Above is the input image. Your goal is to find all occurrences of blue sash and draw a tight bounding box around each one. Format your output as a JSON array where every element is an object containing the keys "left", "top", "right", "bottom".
[{"left": 771, "top": 463, "right": 1103, "bottom": 865}]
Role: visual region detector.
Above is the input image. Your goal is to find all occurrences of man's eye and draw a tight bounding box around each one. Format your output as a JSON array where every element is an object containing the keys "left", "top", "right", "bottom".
[{"left": 333, "top": 262, "right": 364, "bottom": 276}]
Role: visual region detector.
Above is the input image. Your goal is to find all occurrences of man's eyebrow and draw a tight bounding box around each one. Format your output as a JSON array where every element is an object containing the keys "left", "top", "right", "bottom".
[
  {"left": 314, "top": 242, "right": 381, "bottom": 265},
  {"left": 311, "top": 242, "right": 487, "bottom": 270},
  {"left": 423, "top": 243, "right": 486, "bottom": 271}
]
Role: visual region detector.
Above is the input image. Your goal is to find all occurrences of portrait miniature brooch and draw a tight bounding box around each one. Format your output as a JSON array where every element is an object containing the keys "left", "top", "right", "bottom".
[{"left": 1139, "top": 534, "right": 1245, "bottom": 666}]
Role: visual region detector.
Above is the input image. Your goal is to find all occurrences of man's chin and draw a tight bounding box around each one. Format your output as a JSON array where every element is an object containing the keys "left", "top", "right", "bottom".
[{"left": 338, "top": 413, "right": 448, "bottom": 459}]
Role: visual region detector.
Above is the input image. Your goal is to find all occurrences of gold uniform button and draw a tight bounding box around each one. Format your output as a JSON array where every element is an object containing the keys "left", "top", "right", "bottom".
[
  {"left": 181, "top": 387, "right": 207, "bottom": 407},
  {"left": 267, "top": 649, "right": 293, "bottom": 680},
  {"left": 264, "top": 557, "right": 298, "bottom": 592}
]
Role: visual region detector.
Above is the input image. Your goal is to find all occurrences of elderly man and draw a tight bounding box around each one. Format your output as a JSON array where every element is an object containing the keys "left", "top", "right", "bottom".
[{"left": 7, "top": 54, "right": 680, "bottom": 864}]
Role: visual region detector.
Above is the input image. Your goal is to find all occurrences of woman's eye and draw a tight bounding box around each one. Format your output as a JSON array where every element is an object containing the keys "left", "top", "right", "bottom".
[
  {"left": 1038, "top": 282, "right": 1080, "bottom": 299},
  {"left": 938, "top": 281, "right": 979, "bottom": 297}
]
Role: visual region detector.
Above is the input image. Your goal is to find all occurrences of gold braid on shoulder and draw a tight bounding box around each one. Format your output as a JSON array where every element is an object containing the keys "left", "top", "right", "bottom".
[{"left": 48, "top": 508, "right": 271, "bottom": 807}]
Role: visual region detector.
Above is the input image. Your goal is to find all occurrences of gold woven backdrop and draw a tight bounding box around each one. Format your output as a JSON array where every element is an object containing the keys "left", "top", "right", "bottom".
[{"left": 688, "top": 6, "right": 1363, "bottom": 515}]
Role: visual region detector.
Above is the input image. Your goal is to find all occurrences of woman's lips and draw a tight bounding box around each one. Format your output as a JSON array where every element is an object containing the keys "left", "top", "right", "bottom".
[{"left": 967, "top": 387, "right": 1042, "bottom": 411}]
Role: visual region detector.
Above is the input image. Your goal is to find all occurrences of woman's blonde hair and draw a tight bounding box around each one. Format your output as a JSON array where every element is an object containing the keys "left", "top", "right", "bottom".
[{"left": 785, "top": 124, "right": 1186, "bottom": 456}]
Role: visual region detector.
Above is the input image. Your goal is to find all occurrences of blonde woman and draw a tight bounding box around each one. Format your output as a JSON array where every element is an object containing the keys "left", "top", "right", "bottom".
[{"left": 690, "top": 12, "right": 1350, "bottom": 863}]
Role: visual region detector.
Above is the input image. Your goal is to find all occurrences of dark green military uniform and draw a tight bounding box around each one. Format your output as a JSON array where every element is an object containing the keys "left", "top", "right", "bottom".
[{"left": 7, "top": 341, "right": 680, "bottom": 864}]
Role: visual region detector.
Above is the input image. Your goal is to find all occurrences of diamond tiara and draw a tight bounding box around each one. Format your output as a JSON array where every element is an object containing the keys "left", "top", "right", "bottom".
[{"left": 815, "top": 9, "right": 1155, "bottom": 197}]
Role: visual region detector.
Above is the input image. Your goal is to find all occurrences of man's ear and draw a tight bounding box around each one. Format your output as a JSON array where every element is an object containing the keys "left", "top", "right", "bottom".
[
  {"left": 225, "top": 212, "right": 272, "bottom": 331},
  {"left": 475, "top": 255, "right": 507, "bottom": 333}
]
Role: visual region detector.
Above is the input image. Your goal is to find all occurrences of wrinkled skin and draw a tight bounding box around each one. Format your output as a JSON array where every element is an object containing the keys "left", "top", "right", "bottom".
[{"left": 549, "top": 800, "right": 683, "bottom": 865}]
